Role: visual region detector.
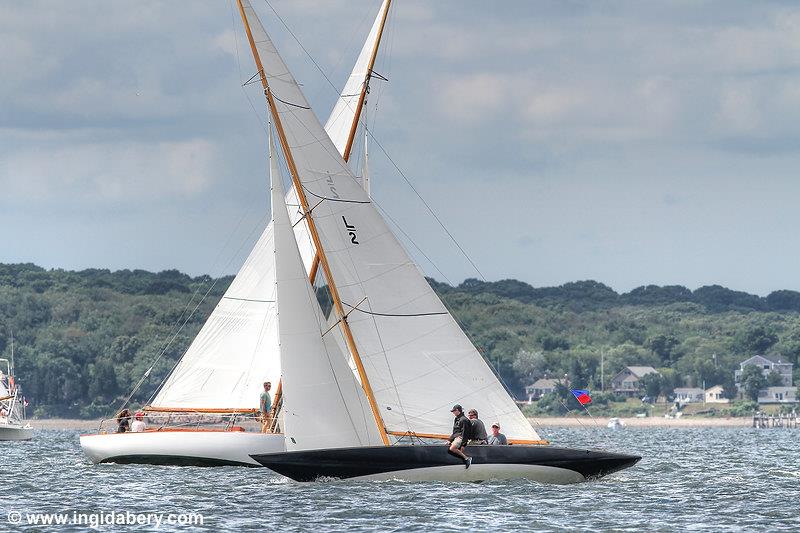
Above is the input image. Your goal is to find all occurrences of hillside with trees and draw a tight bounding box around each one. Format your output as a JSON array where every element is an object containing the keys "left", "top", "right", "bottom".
[{"left": 2, "top": 263, "right": 799, "bottom": 418}]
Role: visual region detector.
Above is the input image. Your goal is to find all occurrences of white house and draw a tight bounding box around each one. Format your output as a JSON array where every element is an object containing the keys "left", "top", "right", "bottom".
[
  {"left": 673, "top": 387, "right": 704, "bottom": 404},
  {"left": 757, "top": 386, "right": 798, "bottom": 404},
  {"left": 704, "top": 385, "right": 729, "bottom": 404}
]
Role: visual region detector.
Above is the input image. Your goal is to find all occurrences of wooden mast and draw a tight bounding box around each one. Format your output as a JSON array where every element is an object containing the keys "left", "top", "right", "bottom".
[
  {"left": 341, "top": 0, "right": 392, "bottom": 163},
  {"left": 236, "top": 0, "right": 390, "bottom": 446}
]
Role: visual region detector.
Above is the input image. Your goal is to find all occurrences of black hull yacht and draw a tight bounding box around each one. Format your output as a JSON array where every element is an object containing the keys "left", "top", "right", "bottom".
[{"left": 251, "top": 445, "right": 641, "bottom": 483}]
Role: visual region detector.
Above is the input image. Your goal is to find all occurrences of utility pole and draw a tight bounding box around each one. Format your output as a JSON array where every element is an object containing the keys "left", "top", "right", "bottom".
[{"left": 601, "top": 349, "right": 605, "bottom": 392}]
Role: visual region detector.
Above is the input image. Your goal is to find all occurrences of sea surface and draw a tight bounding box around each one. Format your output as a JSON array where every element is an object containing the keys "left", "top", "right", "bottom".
[{"left": 2, "top": 426, "right": 799, "bottom": 531}]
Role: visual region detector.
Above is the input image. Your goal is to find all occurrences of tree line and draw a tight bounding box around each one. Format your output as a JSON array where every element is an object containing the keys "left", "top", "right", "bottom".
[{"left": 1, "top": 263, "right": 799, "bottom": 418}]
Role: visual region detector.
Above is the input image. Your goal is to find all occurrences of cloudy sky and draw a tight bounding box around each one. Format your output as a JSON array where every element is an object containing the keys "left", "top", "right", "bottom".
[{"left": 2, "top": 0, "right": 800, "bottom": 295}]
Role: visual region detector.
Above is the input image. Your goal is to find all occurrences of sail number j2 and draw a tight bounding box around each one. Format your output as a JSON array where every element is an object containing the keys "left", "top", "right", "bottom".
[{"left": 342, "top": 216, "right": 359, "bottom": 245}]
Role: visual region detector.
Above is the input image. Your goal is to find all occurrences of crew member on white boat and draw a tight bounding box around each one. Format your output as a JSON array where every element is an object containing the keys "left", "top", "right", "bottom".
[
  {"left": 467, "top": 409, "right": 488, "bottom": 445},
  {"left": 447, "top": 404, "right": 473, "bottom": 469},
  {"left": 260, "top": 381, "right": 272, "bottom": 424},
  {"left": 131, "top": 411, "right": 147, "bottom": 432},
  {"left": 488, "top": 422, "right": 507, "bottom": 445}
]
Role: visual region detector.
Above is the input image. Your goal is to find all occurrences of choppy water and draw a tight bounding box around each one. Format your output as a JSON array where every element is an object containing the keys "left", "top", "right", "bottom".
[{"left": 2, "top": 426, "right": 799, "bottom": 531}]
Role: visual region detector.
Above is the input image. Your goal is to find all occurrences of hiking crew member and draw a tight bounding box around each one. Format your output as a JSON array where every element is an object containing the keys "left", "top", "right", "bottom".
[
  {"left": 488, "top": 422, "right": 508, "bottom": 445},
  {"left": 447, "top": 404, "right": 473, "bottom": 469},
  {"left": 467, "top": 409, "right": 488, "bottom": 445}
]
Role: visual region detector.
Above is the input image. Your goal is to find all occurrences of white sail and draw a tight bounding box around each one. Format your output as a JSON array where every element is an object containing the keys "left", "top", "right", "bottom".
[
  {"left": 240, "top": 0, "right": 541, "bottom": 442},
  {"left": 324, "top": 0, "right": 390, "bottom": 159},
  {"left": 150, "top": 9, "right": 391, "bottom": 411},
  {"left": 150, "top": 223, "right": 280, "bottom": 411},
  {"left": 271, "top": 131, "right": 380, "bottom": 451}
]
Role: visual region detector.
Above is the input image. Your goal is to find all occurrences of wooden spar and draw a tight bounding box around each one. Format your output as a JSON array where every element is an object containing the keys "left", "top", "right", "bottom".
[
  {"left": 143, "top": 406, "right": 259, "bottom": 414},
  {"left": 341, "top": 0, "right": 392, "bottom": 163},
  {"left": 307, "top": 254, "right": 321, "bottom": 284},
  {"left": 236, "top": 0, "right": 390, "bottom": 446},
  {"left": 386, "top": 430, "right": 550, "bottom": 446}
]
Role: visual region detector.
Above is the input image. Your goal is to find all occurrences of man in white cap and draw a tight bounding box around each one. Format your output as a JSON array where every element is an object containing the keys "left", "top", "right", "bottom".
[{"left": 488, "top": 422, "right": 507, "bottom": 445}]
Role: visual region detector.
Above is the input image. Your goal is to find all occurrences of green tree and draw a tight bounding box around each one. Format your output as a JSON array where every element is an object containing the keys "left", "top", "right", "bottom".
[
  {"left": 740, "top": 365, "right": 767, "bottom": 401},
  {"left": 766, "top": 370, "right": 784, "bottom": 387},
  {"left": 646, "top": 334, "right": 680, "bottom": 364},
  {"left": 738, "top": 326, "right": 779, "bottom": 355},
  {"left": 639, "top": 372, "right": 665, "bottom": 399}
]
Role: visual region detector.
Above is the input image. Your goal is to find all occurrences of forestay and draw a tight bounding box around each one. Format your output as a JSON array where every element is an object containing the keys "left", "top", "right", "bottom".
[
  {"left": 271, "top": 132, "right": 381, "bottom": 450},
  {"left": 240, "top": 0, "right": 540, "bottom": 441}
]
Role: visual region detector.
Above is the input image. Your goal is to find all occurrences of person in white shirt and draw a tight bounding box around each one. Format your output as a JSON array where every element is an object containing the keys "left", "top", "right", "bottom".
[
  {"left": 130, "top": 411, "right": 147, "bottom": 432},
  {"left": 488, "top": 422, "right": 508, "bottom": 445}
]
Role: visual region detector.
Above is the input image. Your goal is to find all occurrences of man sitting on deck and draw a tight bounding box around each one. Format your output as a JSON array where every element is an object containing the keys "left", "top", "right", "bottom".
[
  {"left": 447, "top": 404, "right": 472, "bottom": 469},
  {"left": 488, "top": 422, "right": 508, "bottom": 445},
  {"left": 467, "top": 409, "right": 488, "bottom": 444},
  {"left": 131, "top": 411, "right": 147, "bottom": 432}
]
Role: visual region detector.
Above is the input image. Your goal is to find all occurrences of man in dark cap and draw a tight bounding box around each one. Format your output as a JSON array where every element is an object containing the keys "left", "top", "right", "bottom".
[{"left": 447, "top": 404, "right": 472, "bottom": 468}]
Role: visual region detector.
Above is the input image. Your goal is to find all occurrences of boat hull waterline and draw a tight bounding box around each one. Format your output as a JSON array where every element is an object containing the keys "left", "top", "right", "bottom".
[
  {"left": 251, "top": 445, "right": 641, "bottom": 483},
  {"left": 0, "top": 424, "right": 34, "bottom": 441},
  {"left": 80, "top": 430, "right": 285, "bottom": 467}
]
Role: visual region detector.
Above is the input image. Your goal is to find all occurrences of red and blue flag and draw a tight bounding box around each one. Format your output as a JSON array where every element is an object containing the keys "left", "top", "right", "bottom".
[{"left": 570, "top": 389, "right": 592, "bottom": 405}]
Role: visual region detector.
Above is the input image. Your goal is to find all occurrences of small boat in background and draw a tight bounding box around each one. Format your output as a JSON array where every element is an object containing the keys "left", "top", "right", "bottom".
[
  {"left": 0, "top": 345, "right": 33, "bottom": 441},
  {"left": 607, "top": 417, "right": 626, "bottom": 429}
]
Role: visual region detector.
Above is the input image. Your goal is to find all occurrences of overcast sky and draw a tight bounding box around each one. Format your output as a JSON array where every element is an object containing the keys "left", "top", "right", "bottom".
[{"left": 2, "top": 1, "right": 800, "bottom": 295}]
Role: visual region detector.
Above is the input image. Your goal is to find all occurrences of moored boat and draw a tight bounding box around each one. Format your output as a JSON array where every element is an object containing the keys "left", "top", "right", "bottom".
[{"left": 0, "top": 354, "right": 33, "bottom": 441}]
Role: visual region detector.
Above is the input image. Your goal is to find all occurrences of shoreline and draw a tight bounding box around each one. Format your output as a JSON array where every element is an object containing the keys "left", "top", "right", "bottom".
[
  {"left": 28, "top": 416, "right": 754, "bottom": 431},
  {"left": 530, "top": 416, "right": 751, "bottom": 427}
]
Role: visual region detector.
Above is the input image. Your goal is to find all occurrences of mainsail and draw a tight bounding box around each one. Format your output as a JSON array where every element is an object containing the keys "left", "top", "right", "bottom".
[
  {"left": 150, "top": 3, "right": 392, "bottom": 412},
  {"left": 271, "top": 131, "right": 380, "bottom": 450},
  {"left": 238, "top": 0, "right": 542, "bottom": 443}
]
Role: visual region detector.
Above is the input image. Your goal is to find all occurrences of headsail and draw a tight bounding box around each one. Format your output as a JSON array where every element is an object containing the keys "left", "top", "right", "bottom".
[
  {"left": 324, "top": 0, "right": 391, "bottom": 162},
  {"left": 271, "top": 130, "right": 380, "bottom": 451},
  {"left": 237, "top": 0, "right": 541, "bottom": 443},
  {"left": 150, "top": 224, "right": 280, "bottom": 411}
]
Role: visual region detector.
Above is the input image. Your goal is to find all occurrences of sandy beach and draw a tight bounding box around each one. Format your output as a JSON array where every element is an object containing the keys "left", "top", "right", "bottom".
[{"left": 530, "top": 416, "right": 751, "bottom": 427}]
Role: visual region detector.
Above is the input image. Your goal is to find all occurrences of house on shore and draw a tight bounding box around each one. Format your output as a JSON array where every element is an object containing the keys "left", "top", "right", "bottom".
[
  {"left": 524, "top": 378, "right": 561, "bottom": 402},
  {"left": 674, "top": 387, "right": 704, "bottom": 404},
  {"left": 735, "top": 355, "right": 793, "bottom": 387},
  {"left": 758, "top": 386, "right": 798, "bottom": 404},
  {"left": 611, "top": 366, "right": 660, "bottom": 397},
  {"left": 704, "top": 385, "right": 729, "bottom": 404},
  {"left": 734, "top": 355, "right": 796, "bottom": 403}
]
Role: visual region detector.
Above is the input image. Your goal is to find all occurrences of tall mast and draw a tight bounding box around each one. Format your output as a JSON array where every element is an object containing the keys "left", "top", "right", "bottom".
[
  {"left": 341, "top": 0, "right": 392, "bottom": 163},
  {"left": 236, "top": 0, "right": 390, "bottom": 446}
]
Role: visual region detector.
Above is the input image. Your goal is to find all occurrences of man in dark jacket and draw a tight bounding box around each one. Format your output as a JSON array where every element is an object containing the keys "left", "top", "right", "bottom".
[
  {"left": 467, "top": 409, "right": 488, "bottom": 444},
  {"left": 447, "top": 404, "right": 472, "bottom": 468}
]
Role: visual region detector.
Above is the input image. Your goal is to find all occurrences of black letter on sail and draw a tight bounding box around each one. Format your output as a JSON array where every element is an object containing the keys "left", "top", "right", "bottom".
[{"left": 342, "top": 216, "right": 359, "bottom": 245}]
